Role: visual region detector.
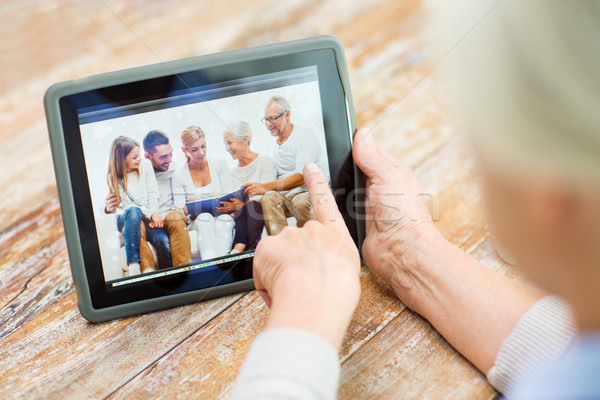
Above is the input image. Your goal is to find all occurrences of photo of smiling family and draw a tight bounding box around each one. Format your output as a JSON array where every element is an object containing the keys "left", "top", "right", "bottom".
[{"left": 80, "top": 79, "right": 330, "bottom": 282}]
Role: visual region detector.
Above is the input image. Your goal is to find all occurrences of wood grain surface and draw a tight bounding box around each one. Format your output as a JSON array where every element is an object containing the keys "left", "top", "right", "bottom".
[{"left": 0, "top": 0, "right": 522, "bottom": 398}]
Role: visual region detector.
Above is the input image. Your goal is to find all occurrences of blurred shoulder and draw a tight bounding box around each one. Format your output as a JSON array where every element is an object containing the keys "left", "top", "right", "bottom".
[
  {"left": 291, "top": 125, "right": 318, "bottom": 145},
  {"left": 140, "top": 158, "right": 154, "bottom": 174},
  {"left": 209, "top": 157, "right": 231, "bottom": 171},
  {"left": 257, "top": 153, "right": 275, "bottom": 166},
  {"left": 172, "top": 163, "right": 190, "bottom": 180}
]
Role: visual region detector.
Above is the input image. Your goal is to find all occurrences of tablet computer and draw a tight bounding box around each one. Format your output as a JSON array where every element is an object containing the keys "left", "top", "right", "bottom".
[{"left": 44, "top": 36, "right": 363, "bottom": 322}]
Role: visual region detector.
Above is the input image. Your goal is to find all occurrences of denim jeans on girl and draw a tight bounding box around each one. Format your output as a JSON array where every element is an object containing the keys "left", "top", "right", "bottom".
[{"left": 117, "top": 206, "right": 172, "bottom": 269}]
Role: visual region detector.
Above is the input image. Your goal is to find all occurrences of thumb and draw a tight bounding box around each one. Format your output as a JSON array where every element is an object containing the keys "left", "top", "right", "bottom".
[{"left": 352, "top": 128, "right": 391, "bottom": 180}]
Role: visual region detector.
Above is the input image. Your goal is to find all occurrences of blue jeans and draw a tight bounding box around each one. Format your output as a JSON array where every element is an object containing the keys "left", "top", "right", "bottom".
[{"left": 117, "top": 207, "right": 172, "bottom": 269}]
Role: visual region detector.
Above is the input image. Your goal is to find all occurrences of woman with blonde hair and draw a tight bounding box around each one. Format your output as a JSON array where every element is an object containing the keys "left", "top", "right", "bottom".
[
  {"left": 104, "top": 136, "right": 172, "bottom": 276},
  {"left": 219, "top": 121, "right": 276, "bottom": 253},
  {"left": 173, "top": 126, "right": 236, "bottom": 260}
]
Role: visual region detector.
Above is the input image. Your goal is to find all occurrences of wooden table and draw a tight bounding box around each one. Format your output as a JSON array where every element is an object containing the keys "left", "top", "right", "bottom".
[{"left": 0, "top": 1, "right": 524, "bottom": 398}]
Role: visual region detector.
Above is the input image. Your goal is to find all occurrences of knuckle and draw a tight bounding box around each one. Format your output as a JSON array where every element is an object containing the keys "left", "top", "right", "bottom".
[
  {"left": 279, "top": 225, "right": 296, "bottom": 236},
  {"left": 303, "top": 220, "right": 322, "bottom": 231}
]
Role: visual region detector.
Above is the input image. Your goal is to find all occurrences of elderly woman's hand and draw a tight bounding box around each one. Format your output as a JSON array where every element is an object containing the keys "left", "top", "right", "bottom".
[
  {"left": 253, "top": 163, "right": 361, "bottom": 350},
  {"left": 352, "top": 128, "right": 444, "bottom": 310}
]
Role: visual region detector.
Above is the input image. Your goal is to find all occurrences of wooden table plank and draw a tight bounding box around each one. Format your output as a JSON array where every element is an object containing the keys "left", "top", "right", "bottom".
[
  {"left": 0, "top": 198, "right": 72, "bottom": 341},
  {"left": 415, "top": 132, "right": 488, "bottom": 252},
  {"left": 0, "top": 291, "right": 245, "bottom": 399},
  {"left": 339, "top": 309, "right": 496, "bottom": 400}
]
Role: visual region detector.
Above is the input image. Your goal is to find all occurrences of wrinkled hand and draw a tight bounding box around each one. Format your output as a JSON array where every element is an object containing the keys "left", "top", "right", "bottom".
[
  {"left": 253, "top": 163, "right": 361, "bottom": 350},
  {"left": 243, "top": 182, "right": 269, "bottom": 197},
  {"left": 216, "top": 198, "right": 244, "bottom": 214},
  {"left": 104, "top": 192, "right": 118, "bottom": 213},
  {"left": 148, "top": 212, "right": 164, "bottom": 229},
  {"left": 352, "top": 128, "right": 442, "bottom": 307}
]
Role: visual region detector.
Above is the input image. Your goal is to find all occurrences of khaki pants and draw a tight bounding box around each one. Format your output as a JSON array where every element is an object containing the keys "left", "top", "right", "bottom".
[
  {"left": 133, "top": 211, "right": 191, "bottom": 272},
  {"left": 260, "top": 191, "right": 313, "bottom": 235},
  {"left": 163, "top": 210, "right": 192, "bottom": 267}
]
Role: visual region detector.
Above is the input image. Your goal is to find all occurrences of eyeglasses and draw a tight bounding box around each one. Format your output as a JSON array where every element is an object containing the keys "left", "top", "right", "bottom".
[{"left": 261, "top": 111, "right": 286, "bottom": 125}]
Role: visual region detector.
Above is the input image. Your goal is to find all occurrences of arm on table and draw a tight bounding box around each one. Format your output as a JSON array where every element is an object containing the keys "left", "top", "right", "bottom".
[{"left": 352, "top": 128, "right": 574, "bottom": 392}]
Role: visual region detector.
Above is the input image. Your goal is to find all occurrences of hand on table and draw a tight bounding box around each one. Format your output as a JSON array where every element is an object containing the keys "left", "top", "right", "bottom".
[{"left": 253, "top": 163, "right": 361, "bottom": 350}]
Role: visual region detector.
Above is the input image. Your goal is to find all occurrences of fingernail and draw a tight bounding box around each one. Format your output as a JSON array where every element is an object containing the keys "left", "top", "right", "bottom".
[{"left": 359, "top": 128, "right": 374, "bottom": 144}]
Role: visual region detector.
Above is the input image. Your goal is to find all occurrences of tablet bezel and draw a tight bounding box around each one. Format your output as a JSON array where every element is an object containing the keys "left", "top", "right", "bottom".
[{"left": 45, "top": 36, "right": 362, "bottom": 322}]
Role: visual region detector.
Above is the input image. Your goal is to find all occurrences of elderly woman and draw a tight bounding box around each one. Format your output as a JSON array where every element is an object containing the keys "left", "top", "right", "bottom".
[
  {"left": 173, "top": 125, "right": 236, "bottom": 260},
  {"left": 218, "top": 121, "right": 276, "bottom": 253},
  {"left": 230, "top": 1, "right": 599, "bottom": 399}
]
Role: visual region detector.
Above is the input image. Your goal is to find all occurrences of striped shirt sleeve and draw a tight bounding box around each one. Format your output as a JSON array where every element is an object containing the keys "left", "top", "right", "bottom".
[{"left": 487, "top": 296, "right": 576, "bottom": 395}]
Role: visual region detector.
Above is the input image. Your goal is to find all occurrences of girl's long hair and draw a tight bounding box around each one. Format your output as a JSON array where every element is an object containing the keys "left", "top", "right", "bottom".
[
  {"left": 181, "top": 126, "right": 205, "bottom": 163},
  {"left": 107, "top": 136, "right": 139, "bottom": 206}
]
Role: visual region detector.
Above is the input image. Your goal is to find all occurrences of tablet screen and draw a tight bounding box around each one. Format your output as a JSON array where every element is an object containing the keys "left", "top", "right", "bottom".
[
  {"left": 79, "top": 65, "right": 329, "bottom": 287},
  {"left": 58, "top": 49, "right": 357, "bottom": 309}
]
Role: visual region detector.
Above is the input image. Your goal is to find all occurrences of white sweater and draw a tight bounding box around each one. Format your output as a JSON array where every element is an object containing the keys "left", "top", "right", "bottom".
[
  {"left": 116, "top": 158, "right": 160, "bottom": 219},
  {"left": 172, "top": 158, "right": 235, "bottom": 209},
  {"left": 154, "top": 162, "right": 183, "bottom": 218},
  {"left": 231, "top": 154, "right": 277, "bottom": 201}
]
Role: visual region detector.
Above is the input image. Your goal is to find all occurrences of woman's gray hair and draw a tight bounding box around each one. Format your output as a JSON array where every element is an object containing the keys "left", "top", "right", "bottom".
[
  {"left": 431, "top": 0, "right": 600, "bottom": 183},
  {"left": 267, "top": 96, "right": 291, "bottom": 113},
  {"left": 224, "top": 121, "right": 253, "bottom": 146}
]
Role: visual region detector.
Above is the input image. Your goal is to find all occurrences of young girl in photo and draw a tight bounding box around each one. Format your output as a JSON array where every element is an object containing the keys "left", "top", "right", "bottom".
[{"left": 104, "top": 136, "right": 172, "bottom": 276}]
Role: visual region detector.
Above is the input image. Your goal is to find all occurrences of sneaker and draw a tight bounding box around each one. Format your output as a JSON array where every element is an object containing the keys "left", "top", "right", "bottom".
[{"left": 128, "top": 263, "right": 141, "bottom": 276}]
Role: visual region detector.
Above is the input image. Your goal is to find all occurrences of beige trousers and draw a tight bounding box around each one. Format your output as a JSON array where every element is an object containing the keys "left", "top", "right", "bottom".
[
  {"left": 126, "top": 211, "right": 192, "bottom": 273},
  {"left": 260, "top": 191, "right": 313, "bottom": 235},
  {"left": 163, "top": 210, "right": 192, "bottom": 267}
]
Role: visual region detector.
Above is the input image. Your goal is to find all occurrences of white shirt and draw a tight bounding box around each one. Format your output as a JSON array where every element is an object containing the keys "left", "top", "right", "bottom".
[
  {"left": 154, "top": 162, "right": 181, "bottom": 218},
  {"left": 271, "top": 125, "right": 330, "bottom": 196},
  {"left": 117, "top": 158, "right": 159, "bottom": 219},
  {"left": 172, "top": 157, "right": 235, "bottom": 209},
  {"left": 232, "top": 154, "right": 277, "bottom": 201}
]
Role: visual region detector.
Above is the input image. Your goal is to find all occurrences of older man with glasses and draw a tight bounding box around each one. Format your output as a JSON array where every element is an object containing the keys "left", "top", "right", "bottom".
[{"left": 243, "top": 95, "right": 329, "bottom": 235}]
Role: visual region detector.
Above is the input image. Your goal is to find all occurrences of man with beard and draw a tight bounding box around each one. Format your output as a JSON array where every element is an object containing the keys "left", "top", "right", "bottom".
[{"left": 143, "top": 130, "right": 192, "bottom": 267}]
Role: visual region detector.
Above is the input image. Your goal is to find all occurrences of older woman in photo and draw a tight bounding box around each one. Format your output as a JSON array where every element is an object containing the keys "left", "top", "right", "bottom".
[
  {"left": 217, "top": 121, "right": 277, "bottom": 253},
  {"left": 104, "top": 136, "right": 172, "bottom": 276},
  {"left": 173, "top": 125, "right": 236, "bottom": 260}
]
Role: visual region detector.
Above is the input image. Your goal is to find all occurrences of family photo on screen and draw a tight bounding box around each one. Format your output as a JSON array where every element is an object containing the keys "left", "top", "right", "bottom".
[{"left": 81, "top": 85, "right": 330, "bottom": 281}]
